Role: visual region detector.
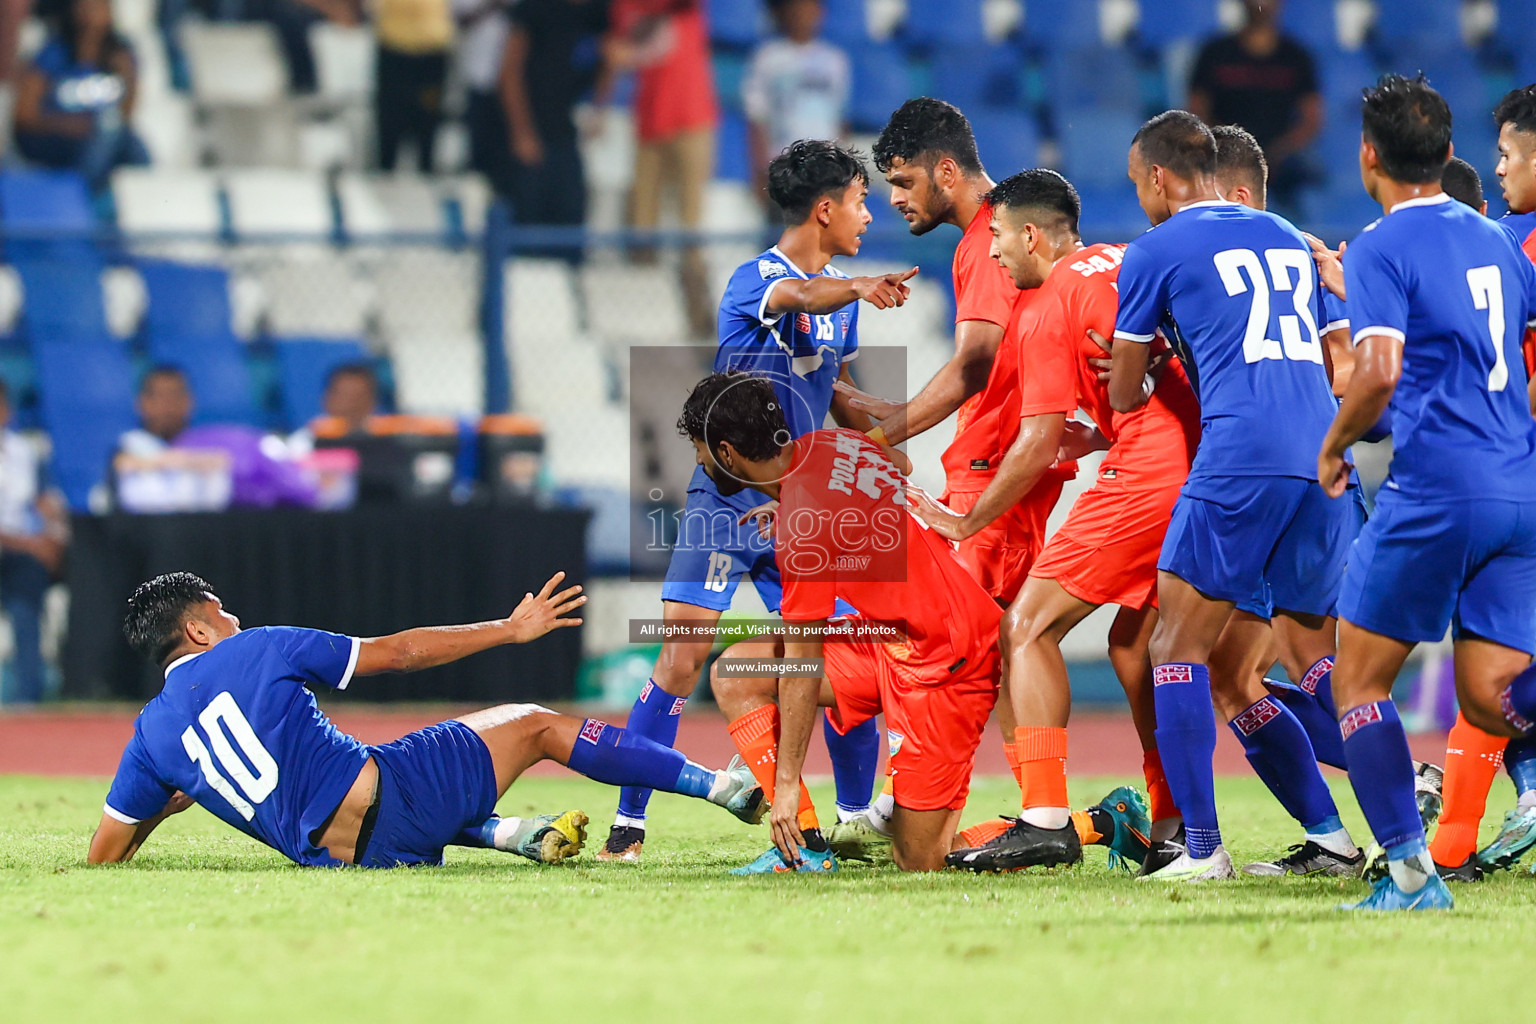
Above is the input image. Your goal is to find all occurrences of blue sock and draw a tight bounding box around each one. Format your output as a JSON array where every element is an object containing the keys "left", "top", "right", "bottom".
[
  {"left": 1506, "top": 736, "right": 1536, "bottom": 796},
  {"left": 1341, "top": 700, "right": 1425, "bottom": 854},
  {"left": 567, "top": 718, "right": 716, "bottom": 799},
  {"left": 825, "top": 714, "right": 879, "bottom": 814},
  {"left": 1229, "top": 695, "right": 1340, "bottom": 830},
  {"left": 1266, "top": 678, "right": 1347, "bottom": 769},
  {"left": 1306, "top": 813, "right": 1345, "bottom": 839},
  {"left": 1499, "top": 661, "right": 1536, "bottom": 734},
  {"left": 1153, "top": 662, "right": 1222, "bottom": 858},
  {"left": 1297, "top": 655, "right": 1337, "bottom": 716},
  {"left": 614, "top": 680, "right": 687, "bottom": 825},
  {"left": 450, "top": 819, "right": 498, "bottom": 848}
]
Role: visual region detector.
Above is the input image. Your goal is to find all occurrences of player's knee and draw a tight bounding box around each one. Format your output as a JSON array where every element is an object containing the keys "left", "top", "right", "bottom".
[
  {"left": 457, "top": 702, "right": 555, "bottom": 734},
  {"left": 653, "top": 650, "right": 707, "bottom": 696},
  {"left": 1003, "top": 602, "right": 1058, "bottom": 650},
  {"left": 1460, "top": 699, "right": 1517, "bottom": 739},
  {"left": 891, "top": 841, "right": 948, "bottom": 872}
]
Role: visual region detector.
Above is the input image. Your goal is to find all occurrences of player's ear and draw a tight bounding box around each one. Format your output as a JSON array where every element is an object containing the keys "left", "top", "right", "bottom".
[{"left": 814, "top": 194, "right": 834, "bottom": 227}]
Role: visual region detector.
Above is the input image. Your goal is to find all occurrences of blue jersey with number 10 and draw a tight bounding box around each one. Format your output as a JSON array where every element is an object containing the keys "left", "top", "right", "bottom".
[
  {"left": 1113, "top": 201, "right": 1339, "bottom": 495},
  {"left": 1345, "top": 193, "right": 1536, "bottom": 502}
]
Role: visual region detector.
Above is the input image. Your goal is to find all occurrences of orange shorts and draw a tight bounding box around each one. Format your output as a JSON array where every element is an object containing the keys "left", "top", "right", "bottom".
[
  {"left": 943, "top": 476, "right": 1065, "bottom": 604},
  {"left": 1028, "top": 477, "right": 1183, "bottom": 610},
  {"left": 823, "top": 629, "right": 999, "bottom": 812}
]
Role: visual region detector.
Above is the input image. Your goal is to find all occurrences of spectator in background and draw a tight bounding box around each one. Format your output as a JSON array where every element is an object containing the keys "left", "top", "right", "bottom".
[
  {"left": 607, "top": 0, "right": 718, "bottom": 337},
  {"left": 1188, "top": 0, "right": 1320, "bottom": 208},
  {"left": 742, "top": 0, "right": 849, "bottom": 214},
  {"left": 375, "top": 0, "right": 454, "bottom": 172},
  {"left": 454, "top": 0, "right": 513, "bottom": 196},
  {"left": 13, "top": 0, "right": 149, "bottom": 190},
  {"left": 499, "top": 0, "right": 611, "bottom": 241},
  {"left": 118, "top": 365, "right": 192, "bottom": 458},
  {"left": 0, "top": 381, "right": 67, "bottom": 705},
  {"left": 289, "top": 362, "right": 381, "bottom": 456}
]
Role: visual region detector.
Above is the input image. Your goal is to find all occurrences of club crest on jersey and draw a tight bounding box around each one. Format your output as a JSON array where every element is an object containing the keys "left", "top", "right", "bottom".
[
  {"left": 758, "top": 259, "right": 788, "bottom": 280},
  {"left": 578, "top": 719, "right": 607, "bottom": 745},
  {"left": 1233, "top": 697, "right": 1281, "bottom": 736},
  {"left": 888, "top": 730, "right": 905, "bottom": 757},
  {"left": 1153, "top": 664, "right": 1194, "bottom": 686},
  {"left": 796, "top": 312, "right": 813, "bottom": 335},
  {"left": 839, "top": 311, "right": 851, "bottom": 338}
]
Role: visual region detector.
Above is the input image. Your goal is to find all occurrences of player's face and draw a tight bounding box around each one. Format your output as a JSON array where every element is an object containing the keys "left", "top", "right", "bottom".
[
  {"left": 1496, "top": 123, "right": 1536, "bottom": 214},
  {"left": 826, "top": 180, "right": 872, "bottom": 256},
  {"left": 192, "top": 595, "right": 241, "bottom": 647},
  {"left": 691, "top": 436, "right": 745, "bottom": 496},
  {"left": 1128, "top": 146, "right": 1171, "bottom": 226},
  {"left": 988, "top": 208, "right": 1037, "bottom": 289},
  {"left": 884, "top": 157, "right": 948, "bottom": 236}
]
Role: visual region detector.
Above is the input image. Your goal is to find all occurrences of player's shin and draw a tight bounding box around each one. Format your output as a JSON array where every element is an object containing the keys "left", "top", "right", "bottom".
[
  {"left": 1230, "top": 696, "right": 1353, "bottom": 854},
  {"left": 1506, "top": 735, "right": 1536, "bottom": 807},
  {"left": 726, "top": 703, "right": 821, "bottom": 837},
  {"left": 1431, "top": 713, "right": 1507, "bottom": 867},
  {"left": 1341, "top": 700, "right": 1431, "bottom": 892},
  {"left": 1266, "top": 677, "right": 1347, "bottom": 768},
  {"left": 1152, "top": 663, "right": 1223, "bottom": 859},
  {"left": 1016, "top": 727, "right": 1070, "bottom": 829},
  {"left": 612, "top": 679, "right": 688, "bottom": 829},
  {"left": 567, "top": 719, "right": 734, "bottom": 805},
  {"left": 1142, "top": 750, "right": 1180, "bottom": 840},
  {"left": 824, "top": 714, "right": 879, "bottom": 820}
]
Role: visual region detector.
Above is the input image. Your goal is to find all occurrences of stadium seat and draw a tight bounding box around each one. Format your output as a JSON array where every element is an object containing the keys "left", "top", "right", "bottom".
[
  {"left": 1075, "top": 185, "right": 1148, "bottom": 242},
  {"left": 0, "top": 169, "right": 95, "bottom": 261},
  {"left": 969, "top": 108, "right": 1041, "bottom": 177},
  {"left": 445, "top": 175, "right": 492, "bottom": 239},
  {"left": 255, "top": 252, "right": 371, "bottom": 337},
  {"left": 821, "top": 0, "right": 870, "bottom": 46},
  {"left": 309, "top": 22, "right": 375, "bottom": 101},
  {"left": 134, "top": 92, "right": 198, "bottom": 169},
  {"left": 102, "top": 265, "right": 147, "bottom": 339},
  {"left": 1059, "top": 110, "right": 1145, "bottom": 191},
  {"left": 713, "top": 51, "right": 747, "bottom": 116},
  {"left": 511, "top": 336, "right": 609, "bottom": 419},
  {"left": 373, "top": 248, "right": 478, "bottom": 337},
  {"left": 336, "top": 174, "right": 446, "bottom": 239},
  {"left": 848, "top": 43, "right": 917, "bottom": 132},
  {"left": 902, "top": 0, "right": 986, "bottom": 48},
  {"left": 1282, "top": 0, "right": 1341, "bottom": 53},
  {"left": 1372, "top": 0, "right": 1464, "bottom": 52},
  {"left": 1135, "top": 0, "right": 1219, "bottom": 47},
  {"left": 180, "top": 22, "right": 288, "bottom": 106},
  {"left": 34, "top": 338, "right": 136, "bottom": 509},
  {"left": 225, "top": 169, "right": 334, "bottom": 240},
  {"left": 14, "top": 259, "right": 108, "bottom": 338},
  {"left": 137, "top": 260, "right": 258, "bottom": 425},
  {"left": 505, "top": 258, "right": 580, "bottom": 352},
  {"left": 1498, "top": 0, "right": 1536, "bottom": 46},
  {"left": 386, "top": 331, "right": 484, "bottom": 415},
  {"left": 0, "top": 266, "right": 20, "bottom": 337},
  {"left": 715, "top": 110, "right": 752, "bottom": 184},
  {"left": 155, "top": 343, "right": 260, "bottom": 427},
  {"left": 928, "top": 44, "right": 1025, "bottom": 112},
  {"left": 1044, "top": 46, "right": 1142, "bottom": 117},
  {"left": 543, "top": 405, "right": 630, "bottom": 489},
  {"left": 706, "top": 0, "right": 767, "bottom": 48},
  {"left": 1314, "top": 44, "right": 1378, "bottom": 107},
  {"left": 137, "top": 260, "right": 235, "bottom": 341},
  {"left": 580, "top": 264, "right": 688, "bottom": 345},
  {"left": 275, "top": 337, "right": 373, "bottom": 429},
  {"left": 111, "top": 167, "right": 224, "bottom": 238},
  {"left": 1020, "top": 0, "right": 1104, "bottom": 49}
]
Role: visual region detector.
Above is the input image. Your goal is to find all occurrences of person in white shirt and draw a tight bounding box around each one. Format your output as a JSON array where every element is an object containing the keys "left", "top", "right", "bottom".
[
  {"left": 0, "top": 380, "right": 67, "bottom": 704},
  {"left": 741, "top": 0, "right": 850, "bottom": 210}
]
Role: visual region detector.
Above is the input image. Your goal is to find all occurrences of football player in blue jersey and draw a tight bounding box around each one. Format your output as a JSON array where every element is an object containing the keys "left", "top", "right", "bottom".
[
  {"left": 1107, "top": 111, "right": 1358, "bottom": 882},
  {"left": 88, "top": 572, "right": 767, "bottom": 868},
  {"left": 597, "top": 140, "right": 917, "bottom": 863},
  {"left": 1320, "top": 75, "right": 1536, "bottom": 911}
]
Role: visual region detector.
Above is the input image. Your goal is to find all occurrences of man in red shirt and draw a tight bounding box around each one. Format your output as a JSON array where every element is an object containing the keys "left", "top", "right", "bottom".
[
  {"left": 912, "top": 170, "right": 1201, "bottom": 871},
  {"left": 678, "top": 370, "right": 1001, "bottom": 872}
]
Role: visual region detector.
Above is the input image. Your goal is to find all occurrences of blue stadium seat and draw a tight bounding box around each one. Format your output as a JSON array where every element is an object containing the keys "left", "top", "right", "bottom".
[
  {"left": 848, "top": 44, "right": 917, "bottom": 131},
  {"left": 706, "top": 0, "right": 767, "bottom": 49},
  {"left": 0, "top": 169, "right": 96, "bottom": 262},
  {"left": 1282, "top": 0, "right": 1340, "bottom": 53},
  {"left": 968, "top": 109, "right": 1041, "bottom": 177},
  {"left": 138, "top": 260, "right": 257, "bottom": 426},
  {"left": 275, "top": 337, "right": 371, "bottom": 430},
  {"left": 1372, "top": 0, "right": 1463, "bottom": 52},
  {"left": 1058, "top": 110, "right": 1145, "bottom": 191},
  {"left": 137, "top": 259, "right": 233, "bottom": 341},
  {"left": 1021, "top": 0, "right": 1103, "bottom": 49},
  {"left": 1498, "top": 0, "right": 1536, "bottom": 49},
  {"left": 715, "top": 110, "right": 752, "bottom": 183},
  {"left": 1075, "top": 185, "right": 1149, "bottom": 242},
  {"left": 902, "top": 0, "right": 986, "bottom": 49},
  {"left": 14, "top": 259, "right": 107, "bottom": 338},
  {"left": 1136, "top": 0, "right": 1219, "bottom": 48},
  {"left": 1315, "top": 44, "right": 1378, "bottom": 106},
  {"left": 34, "top": 338, "right": 136, "bottom": 509},
  {"left": 820, "top": 0, "right": 868, "bottom": 46},
  {"left": 1045, "top": 46, "right": 1142, "bottom": 117},
  {"left": 928, "top": 44, "right": 1025, "bottom": 112}
]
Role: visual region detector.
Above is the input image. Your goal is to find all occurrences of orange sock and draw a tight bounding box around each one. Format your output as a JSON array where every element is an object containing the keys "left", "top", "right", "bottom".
[
  {"left": 880, "top": 774, "right": 894, "bottom": 797},
  {"left": 959, "top": 817, "right": 1012, "bottom": 848},
  {"left": 726, "top": 703, "right": 820, "bottom": 832},
  {"left": 1003, "top": 739, "right": 1025, "bottom": 798},
  {"left": 1142, "top": 749, "right": 1178, "bottom": 824},
  {"left": 1071, "top": 810, "right": 1102, "bottom": 846},
  {"left": 1016, "top": 726, "right": 1069, "bottom": 809},
  {"left": 1429, "top": 712, "right": 1508, "bottom": 867}
]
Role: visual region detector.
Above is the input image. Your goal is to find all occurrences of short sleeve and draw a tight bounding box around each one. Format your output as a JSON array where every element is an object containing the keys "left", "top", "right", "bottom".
[
  {"left": 103, "top": 731, "right": 173, "bottom": 825},
  {"left": 261, "top": 626, "right": 360, "bottom": 690},
  {"left": 1113, "top": 240, "right": 1173, "bottom": 344},
  {"left": 953, "top": 228, "right": 1017, "bottom": 328},
  {"left": 1015, "top": 288, "right": 1079, "bottom": 417},
  {"left": 724, "top": 258, "right": 793, "bottom": 331},
  {"left": 843, "top": 303, "right": 859, "bottom": 358},
  {"left": 1343, "top": 237, "right": 1408, "bottom": 345},
  {"left": 1321, "top": 289, "right": 1349, "bottom": 336}
]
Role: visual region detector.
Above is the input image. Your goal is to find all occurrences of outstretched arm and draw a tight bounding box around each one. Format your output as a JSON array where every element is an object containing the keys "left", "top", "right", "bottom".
[
  {"left": 769, "top": 633, "right": 825, "bottom": 861},
  {"left": 837, "top": 319, "right": 1004, "bottom": 444},
  {"left": 88, "top": 791, "right": 193, "bottom": 865},
  {"left": 353, "top": 572, "right": 585, "bottom": 676},
  {"left": 767, "top": 268, "right": 916, "bottom": 317}
]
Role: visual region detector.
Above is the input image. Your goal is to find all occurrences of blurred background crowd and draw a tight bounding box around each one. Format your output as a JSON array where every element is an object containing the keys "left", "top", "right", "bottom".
[{"left": 0, "top": 0, "right": 1520, "bottom": 712}]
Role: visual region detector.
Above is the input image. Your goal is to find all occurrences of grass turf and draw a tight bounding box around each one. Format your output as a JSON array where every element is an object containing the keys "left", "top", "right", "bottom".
[{"left": 1, "top": 772, "right": 1531, "bottom": 1023}]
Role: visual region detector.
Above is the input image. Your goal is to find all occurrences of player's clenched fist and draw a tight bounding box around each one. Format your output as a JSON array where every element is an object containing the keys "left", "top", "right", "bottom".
[
  {"left": 852, "top": 266, "right": 918, "bottom": 309},
  {"left": 505, "top": 571, "right": 586, "bottom": 643}
]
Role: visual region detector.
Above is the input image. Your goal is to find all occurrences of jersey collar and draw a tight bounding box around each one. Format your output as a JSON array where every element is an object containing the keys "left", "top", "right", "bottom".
[
  {"left": 768, "top": 246, "right": 811, "bottom": 280},
  {"left": 164, "top": 650, "right": 204, "bottom": 678},
  {"left": 1176, "top": 199, "right": 1238, "bottom": 212},
  {"left": 1387, "top": 192, "right": 1453, "bottom": 214}
]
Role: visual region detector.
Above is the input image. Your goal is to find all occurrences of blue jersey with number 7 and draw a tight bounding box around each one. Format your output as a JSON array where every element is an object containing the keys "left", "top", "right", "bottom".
[
  {"left": 1113, "top": 200, "right": 1339, "bottom": 495},
  {"left": 1345, "top": 193, "right": 1536, "bottom": 502}
]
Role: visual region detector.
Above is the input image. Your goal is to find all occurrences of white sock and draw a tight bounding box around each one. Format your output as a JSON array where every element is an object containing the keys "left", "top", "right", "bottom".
[
  {"left": 835, "top": 806, "right": 866, "bottom": 824},
  {"left": 867, "top": 792, "right": 895, "bottom": 835},
  {"left": 491, "top": 816, "right": 531, "bottom": 852},
  {"left": 1019, "top": 806, "right": 1071, "bottom": 830},
  {"left": 1388, "top": 850, "right": 1433, "bottom": 894},
  {"left": 1518, "top": 790, "right": 1536, "bottom": 812},
  {"left": 613, "top": 814, "right": 646, "bottom": 831},
  {"left": 1306, "top": 826, "right": 1357, "bottom": 857},
  {"left": 705, "top": 769, "right": 731, "bottom": 805}
]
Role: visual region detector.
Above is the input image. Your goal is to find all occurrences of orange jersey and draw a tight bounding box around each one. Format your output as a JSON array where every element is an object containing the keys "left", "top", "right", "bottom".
[
  {"left": 941, "top": 202, "right": 1034, "bottom": 489},
  {"left": 1017, "top": 243, "right": 1201, "bottom": 489},
  {"left": 777, "top": 429, "right": 1002, "bottom": 685}
]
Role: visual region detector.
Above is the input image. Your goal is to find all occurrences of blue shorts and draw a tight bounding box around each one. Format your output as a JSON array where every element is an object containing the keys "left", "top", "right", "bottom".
[
  {"left": 1232, "top": 487, "right": 1366, "bottom": 619},
  {"left": 358, "top": 721, "right": 498, "bottom": 868},
  {"left": 1160, "top": 476, "right": 1357, "bottom": 617},
  {"left": 660, "top": 471, "right": 782, "bottom": 612},
  {"left": 1337, "top": 491, "right": 1536, "bottom": 653}
]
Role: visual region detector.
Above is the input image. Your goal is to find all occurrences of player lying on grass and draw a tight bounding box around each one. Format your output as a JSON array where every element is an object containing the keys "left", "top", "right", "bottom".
[{"left": 88, "top": 572, "right": 766, "bottom": 868}]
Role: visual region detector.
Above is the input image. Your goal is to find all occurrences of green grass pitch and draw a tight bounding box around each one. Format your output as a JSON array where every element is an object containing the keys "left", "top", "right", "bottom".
[{"left": 1, "top": 772, "right": 1531, "bottom": 1023}]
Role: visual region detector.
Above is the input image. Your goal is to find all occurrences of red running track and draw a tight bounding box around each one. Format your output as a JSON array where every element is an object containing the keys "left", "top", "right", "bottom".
[{"left": 0, "top": 705, "right": 1453, "bottom": 779}]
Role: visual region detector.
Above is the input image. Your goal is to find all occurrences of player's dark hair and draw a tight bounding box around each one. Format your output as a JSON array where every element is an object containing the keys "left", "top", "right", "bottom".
[
  {"left": 124, "top": 571, "right": 217, "bottom": 666},
  {"left": 1441, "top": 155, "right": 1484, "bottom": 210},
  {"left": 1493, "top": 84, "right": 1536, "bottom": 137},
  {"left": 983, "top": 168, "right": 1081, "bottom": 238},
  {"left": 139, "top": 363, "right": 187, "bottom": 395},
  {"left": 767, "top": 140, "right": 869, "bottom": 222},
  {"left": 1361, "top": 74, "right": 1452, "bottom": 184},
  {"left": 678, "top": 371, "right": 788, "bottom": 462},
  {"left": 1212, "top": 124, "right": 1268, "bottom": 202},
  {"left": 324, "top": 360, "right": 377, "bottom": 391},
  {"left": 872, "top": 97, "right": 982, "bottom": 175},
  {"left": 1131, "top": 110, "right": 1217, "bottom": 178}
]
